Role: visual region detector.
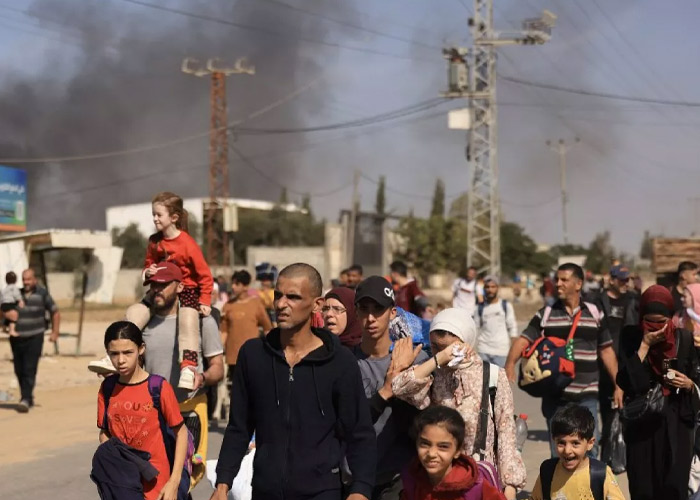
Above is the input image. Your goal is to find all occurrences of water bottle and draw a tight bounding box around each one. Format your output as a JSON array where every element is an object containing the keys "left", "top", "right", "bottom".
[{"left": 515, "top": 413, "right": 528, "bottom": 452}]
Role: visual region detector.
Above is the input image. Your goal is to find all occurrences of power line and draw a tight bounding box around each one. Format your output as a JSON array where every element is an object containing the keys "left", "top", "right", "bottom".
[
  {"left": 499, "top": 74, "right": 700, "bottom": 107},
  {"left": 255, "top": 0, "right": 441, "bottom": 51},
  {"left": 230, "top": 144, "right": 350, "bottom": 198},
  {"left": 120, "top": 0, "right": 435, "bottom": 63},
  {"left": 236, "top": 98, "right": 445, "bottom": 135}
]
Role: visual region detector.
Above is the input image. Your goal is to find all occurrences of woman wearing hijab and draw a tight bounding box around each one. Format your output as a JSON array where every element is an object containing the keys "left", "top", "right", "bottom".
[
  {"left": 391, "top": 308, "right": 525, "bottom": 500},
  {"left": 323, "top": 287, "right": 363, "bottom": 355},
  {"left": 617, "top": 285, "right": 700, "bottom": 500}
]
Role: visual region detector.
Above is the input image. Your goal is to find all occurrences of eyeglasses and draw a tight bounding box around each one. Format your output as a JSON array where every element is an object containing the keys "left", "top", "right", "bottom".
[{"left": 321, "top": 305, "right": 347, "bottom": 315}]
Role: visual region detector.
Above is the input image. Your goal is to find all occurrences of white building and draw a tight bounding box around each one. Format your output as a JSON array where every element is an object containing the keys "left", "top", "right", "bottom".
[{"left": 106, "top": 197, "right": 303, "bottom": 240}]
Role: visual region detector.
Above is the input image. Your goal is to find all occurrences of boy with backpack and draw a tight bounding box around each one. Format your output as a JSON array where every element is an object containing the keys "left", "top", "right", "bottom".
[
  {"left": 529, "top": 404, "right": 624, "bottom": 500},
  {"left": 401, "top": 405, "right": 506, "bottom": 500},
  {"left": 474, "top": 276, "right": 517, "bottom": 368}
]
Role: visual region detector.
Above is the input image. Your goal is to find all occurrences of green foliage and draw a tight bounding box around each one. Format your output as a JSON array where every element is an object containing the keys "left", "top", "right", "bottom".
[
  {"left": 232, "top": 206, "right": 324, "bottom": 264},
  {"left": 500, "top": 222, "right": 555, "bottom": 276},
  {"left": 430, "top": 179, "right": 445, "bottom": 218},
  {"left": 375, "top": 176, "right": 386, "bottom": 216},
  {"left": 112, "top": 223, "right": 149, "bottom": 268},
  {"left": 279, "top": 188, "right": 288, "bottom": 205}
]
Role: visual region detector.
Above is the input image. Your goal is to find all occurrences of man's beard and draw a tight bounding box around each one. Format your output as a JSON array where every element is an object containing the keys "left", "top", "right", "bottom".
[{"left": 153, "top": 293, "right": 178, "bottom": 314}]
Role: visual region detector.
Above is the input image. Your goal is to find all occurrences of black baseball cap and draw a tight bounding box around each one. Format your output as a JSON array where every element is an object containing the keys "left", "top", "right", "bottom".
[{"left": 354, "top": 276, "right": 395, "bottom": 309}]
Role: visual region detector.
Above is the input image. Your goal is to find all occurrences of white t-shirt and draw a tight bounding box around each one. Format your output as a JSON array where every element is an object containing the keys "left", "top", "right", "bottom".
[
  {"left": 452, "top": 278, "right": 477, "bottom": 314},
  {"left": 474, "top": 300, "right": 518, "bottom": 357}
]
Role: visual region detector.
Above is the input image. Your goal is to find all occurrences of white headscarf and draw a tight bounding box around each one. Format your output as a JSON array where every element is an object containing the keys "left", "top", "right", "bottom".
[{"left": 430, "top": 308, "right": 478, "bottom": 347}]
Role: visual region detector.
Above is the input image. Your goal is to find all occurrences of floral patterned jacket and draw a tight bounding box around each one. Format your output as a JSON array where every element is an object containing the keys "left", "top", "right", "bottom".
[{"left": 391, "top": 352, "right": 527, "bottom": 490}]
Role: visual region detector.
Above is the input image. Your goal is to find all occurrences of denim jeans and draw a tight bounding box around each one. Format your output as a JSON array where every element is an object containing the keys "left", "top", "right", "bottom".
[
  {"left": 479, "top": 353, "right": 507, "bottom": 368},
  {"left": 542, "top": 394, "right": 599, "bottom": 458}
]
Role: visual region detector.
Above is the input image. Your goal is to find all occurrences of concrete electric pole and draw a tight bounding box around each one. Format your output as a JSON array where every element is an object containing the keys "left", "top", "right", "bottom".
[
  {"left": 182, "top": 57, "right": 255, "bottom": 266},
  {"left": 442, "top": 4, "right": 556, "bottom": 276},
  {"left": 546, "top": 137, "right": 580, "bottom": 245}
]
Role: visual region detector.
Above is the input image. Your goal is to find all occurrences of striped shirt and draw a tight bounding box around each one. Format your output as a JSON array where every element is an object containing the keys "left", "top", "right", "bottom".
[
  {"left": 15, "top": 287, "right": 57, "bottom": 338},
  {"left": 521, "top": 299, "right": 612, "bottom": 400}
]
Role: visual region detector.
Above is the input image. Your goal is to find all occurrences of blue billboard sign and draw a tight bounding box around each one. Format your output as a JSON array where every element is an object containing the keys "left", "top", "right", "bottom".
[{"left": 0, "top": 165, "right": 26, "bottom": 232}]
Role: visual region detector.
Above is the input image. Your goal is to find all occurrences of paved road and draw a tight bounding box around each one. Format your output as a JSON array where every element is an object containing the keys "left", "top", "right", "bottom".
[{"left": 0, "top": 382, "right": 630, "bottom": 500}]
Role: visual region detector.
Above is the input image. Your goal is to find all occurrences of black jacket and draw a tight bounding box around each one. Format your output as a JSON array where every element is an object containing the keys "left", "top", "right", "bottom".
[
  {"left": 91, "top": 437, "right": 159, "bottom": 500},
  {"left": 216, "top": 327, "right": 376, "bottom": 499}
]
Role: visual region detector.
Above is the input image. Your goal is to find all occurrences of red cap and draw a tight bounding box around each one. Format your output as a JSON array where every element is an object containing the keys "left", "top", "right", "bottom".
[
  {"left": 144, "top": 262, "right": 183, "bottom": 285},
  {"left": 518, "top": 413, "right": 528, "bottom": 420}
]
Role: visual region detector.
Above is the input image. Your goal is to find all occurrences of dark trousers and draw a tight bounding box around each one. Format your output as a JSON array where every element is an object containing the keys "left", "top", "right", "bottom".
[
  {"left": 598, "top": 365, "right": 616, "bottom": 460},
  {"left": 10, "top": 333, "right": 44, "bottom": 404},
  {"left": 227, "top": 364, "right": 236, "bottom": 404}
]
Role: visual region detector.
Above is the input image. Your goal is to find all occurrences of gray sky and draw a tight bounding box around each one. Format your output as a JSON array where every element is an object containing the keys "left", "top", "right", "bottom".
[{"left": 1, "top": 0, "right": 699, "bottom": 255}]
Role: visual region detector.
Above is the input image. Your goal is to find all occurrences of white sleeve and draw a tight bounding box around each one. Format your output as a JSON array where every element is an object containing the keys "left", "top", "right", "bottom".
[
  {"left": 506, "top": 302, "right": 518, "bottom": 338},
  {"left": 201, "top": 315, "right": 224, "bottom": 358}
]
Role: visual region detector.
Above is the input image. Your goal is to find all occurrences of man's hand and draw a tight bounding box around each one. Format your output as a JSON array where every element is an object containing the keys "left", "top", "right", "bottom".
[
  {"left": 193, "top": 372, "right": 205, "bottom": 390},
  {"left": 613, "top": 386, "right": 624, "bottom": 409},
  {"left": 346, "top": 495, "right": 368, "bottom": 500},
  {"left": 200, "top": 304, "right": 212, "bottom": 317},
  {"left": 209, "top": 484, "right": 230, "bottom": 500},
  {"left": 49, "top": 331, "right": 59, "bottom": 343},
  {"left": 503, "top": 485, "right": 517, "bottom": 500}
]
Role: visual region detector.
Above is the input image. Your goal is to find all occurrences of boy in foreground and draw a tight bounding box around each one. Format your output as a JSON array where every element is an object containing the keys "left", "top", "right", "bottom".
[{"left": 529, "top": 404, "right": 624, "bottom": 500}]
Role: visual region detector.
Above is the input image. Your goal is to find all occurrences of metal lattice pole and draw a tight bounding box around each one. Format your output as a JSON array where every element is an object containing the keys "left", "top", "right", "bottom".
[
  {"left": 442, "top": 3, "right": 555, "bottom": 276},
  {"left": 467, "top": 0, "right": 500, "bottom": 275}
]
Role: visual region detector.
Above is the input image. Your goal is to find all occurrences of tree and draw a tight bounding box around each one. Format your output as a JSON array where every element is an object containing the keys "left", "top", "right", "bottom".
[
  {"left": 375, "top": 176, "right": 386, "bottom": 216},
  {"left": 640, "top": 230, "right": 653, "bottom": 260},
  {"left": 430, "top": 179, "right": 445, "bottom": 218},
  {"left": 112, "top": 223, "right": 149, "bottom": 268},
  {"left": 500, "top": 222, "right": 555, "bottom": 276},
  {"left": 279, "top": 187, "right": 288, "bottom": 205},
  {"left": 448, "top": 192, "right": 468, "bottom": 220}
]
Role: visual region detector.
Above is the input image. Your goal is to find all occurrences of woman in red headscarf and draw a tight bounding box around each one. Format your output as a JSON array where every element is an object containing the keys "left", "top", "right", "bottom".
[{"left": 617, "top": 285, "right": 700, "bottom": 500}]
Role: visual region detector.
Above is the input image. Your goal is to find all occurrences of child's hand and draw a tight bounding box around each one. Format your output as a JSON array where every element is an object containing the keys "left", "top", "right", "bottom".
[
  {"left": 18, "top": 300, "right": 24, "bottom": 309},
  {"left": 156, "top": 476, "right": 180, "bottom": 500},
  {"left": 145, "top": 264, "right": 158, "bottom": 278},
  {"left": 199, "top": 304, "right": 211, "bottom": 316}
]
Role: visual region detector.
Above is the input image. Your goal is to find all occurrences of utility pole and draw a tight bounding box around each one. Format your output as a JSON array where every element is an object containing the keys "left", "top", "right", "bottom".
[
  {"left": 546, "top": 138, "right": 580, "bottom": 245},
  {"left": 442, "top": 4, "right": 556, "bottom": 276},
  {"left": 690, "top": 197, "right": 700, "bottom": 236},
  {"left": 347, "top": 169, "right": 360, "bottom": 267},
  {"left": 182, "top": 57, "right": 255, "bottom": 266}
]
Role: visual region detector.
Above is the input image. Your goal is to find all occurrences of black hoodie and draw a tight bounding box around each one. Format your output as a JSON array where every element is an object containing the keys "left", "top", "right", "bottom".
[{"left": 215, "top": 327, "right": 376, "bottom": 499}]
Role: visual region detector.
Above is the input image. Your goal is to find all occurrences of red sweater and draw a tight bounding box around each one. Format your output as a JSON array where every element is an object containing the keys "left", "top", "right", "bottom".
[
  {"left": 144, "top": 231, "right": 213, "bottom": 306},
  {"left": 401, "top": 455, "right": 506, "bottom": 500}
]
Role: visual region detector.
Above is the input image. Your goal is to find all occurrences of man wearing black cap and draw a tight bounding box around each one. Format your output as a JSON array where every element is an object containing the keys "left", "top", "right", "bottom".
[
  {"left": 354, "top": 276, "right": 428, "bottom": 500},
  {"left": 593, "top": 264, "right": 638, "bottom": 461}
]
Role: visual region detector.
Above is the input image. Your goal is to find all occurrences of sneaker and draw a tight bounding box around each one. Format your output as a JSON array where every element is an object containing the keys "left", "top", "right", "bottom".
[
  {"left": 88, "top": 355, "right": 117, "bottom": 375},
  {"left": 178, "top": 367, "right": 196, "bottom": 390},
  {"left": 16, "top": 400, "right": 29, "bottom": 413}
]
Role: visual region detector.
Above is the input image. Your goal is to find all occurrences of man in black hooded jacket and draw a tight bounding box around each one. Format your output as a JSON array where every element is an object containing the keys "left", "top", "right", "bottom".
[{"left": 212, "top": 263, "right": 376, "bottom": 500}]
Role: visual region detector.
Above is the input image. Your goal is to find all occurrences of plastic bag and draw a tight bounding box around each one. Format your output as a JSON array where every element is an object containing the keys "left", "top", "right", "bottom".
[
  {"left": 602, "top": 410, "right": 626, "bottom": 474},
  {"left": 205, "top": 450, "right": 255, "bottom": 500}
]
